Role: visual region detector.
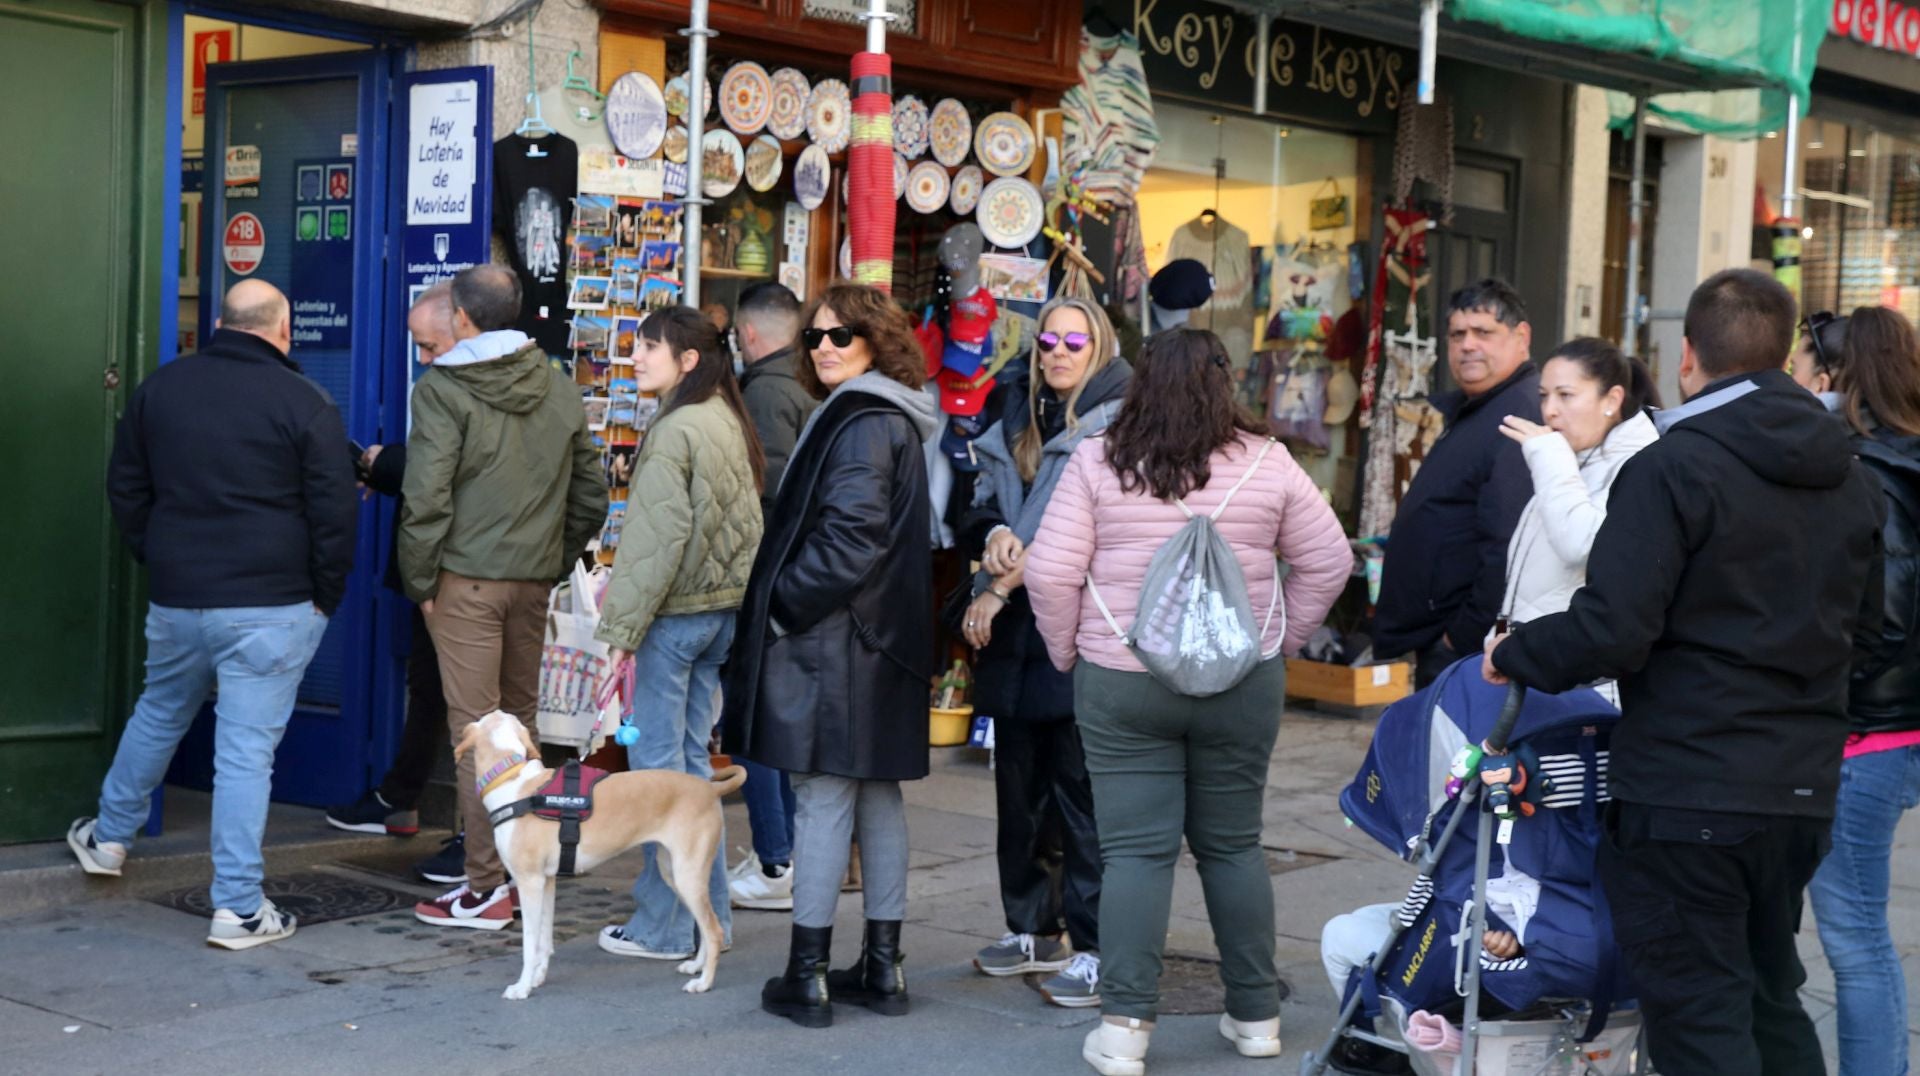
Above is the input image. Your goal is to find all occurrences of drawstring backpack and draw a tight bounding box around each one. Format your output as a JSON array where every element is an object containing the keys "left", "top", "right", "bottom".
[{"left": 1086, "top": 439, "right": 1286, "bottom": 697}]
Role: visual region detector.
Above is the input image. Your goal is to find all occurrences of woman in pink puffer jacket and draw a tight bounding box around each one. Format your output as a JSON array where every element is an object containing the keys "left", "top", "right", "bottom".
[{"left": 1025, "top": 329, "right": 1353, "bottom": 1076}]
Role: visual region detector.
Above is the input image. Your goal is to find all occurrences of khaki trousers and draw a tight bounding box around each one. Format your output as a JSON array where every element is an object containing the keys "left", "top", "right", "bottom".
[{"left": 424, "top": 570, "right": 551, "bottom": 892}]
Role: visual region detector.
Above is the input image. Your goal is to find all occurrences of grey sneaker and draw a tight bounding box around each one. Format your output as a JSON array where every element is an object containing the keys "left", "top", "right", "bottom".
[
  {"left": 208, "top": 898, "right": 297, "bottom": 950},
  {"left": 973, "top": 932, "right": 1072, "bottom": 977},
  {"left": 67, "top": 817, "right": 126, "bottom": 877},
  {"left": 1040, "top": 952, "right": 1102, "bottom": 1008}
]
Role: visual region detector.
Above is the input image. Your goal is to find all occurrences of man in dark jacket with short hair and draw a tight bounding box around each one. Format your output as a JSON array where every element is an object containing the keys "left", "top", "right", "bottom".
[
  {"left": 72, "top": 279, "right": 356, "bottom": 950},
  {"left": 1487, "top": 269, "right": 1885, "bottom": 1075},
  {"left": 1373, "top": 278, "right": 1540, "bottom": 686}
]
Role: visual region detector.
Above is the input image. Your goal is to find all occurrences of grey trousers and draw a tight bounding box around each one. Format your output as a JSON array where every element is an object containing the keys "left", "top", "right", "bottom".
[{"left": 790, "top": 772, "right": 908, "bottom": 929}]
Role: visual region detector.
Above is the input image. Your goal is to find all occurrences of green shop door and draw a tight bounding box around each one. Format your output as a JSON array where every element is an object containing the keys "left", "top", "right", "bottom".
[{"left": 0, "top": 0, "right": 154, "bottom": 844}]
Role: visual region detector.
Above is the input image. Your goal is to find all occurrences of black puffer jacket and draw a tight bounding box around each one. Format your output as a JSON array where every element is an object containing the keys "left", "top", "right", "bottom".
[
  {"left": 1850, "top": 427, "right": 1920, "bottom": 733},
  {"left": 722, "top": 379, "right": 937, "bottom": 781}
]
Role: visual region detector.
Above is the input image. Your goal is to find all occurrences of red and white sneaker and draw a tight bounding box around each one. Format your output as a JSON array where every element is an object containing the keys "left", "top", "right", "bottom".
[{"left": 414, "top": 883, "right": 515, "bottom": 930}]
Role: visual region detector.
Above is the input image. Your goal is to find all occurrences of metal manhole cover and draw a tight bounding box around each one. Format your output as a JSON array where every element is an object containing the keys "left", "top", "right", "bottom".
[
  {"left": 1025, "top": 953, "right": 1288, "bottom": 1015},
  {"left": 148, "top": 871, "right": 420, "bottom": 926}
]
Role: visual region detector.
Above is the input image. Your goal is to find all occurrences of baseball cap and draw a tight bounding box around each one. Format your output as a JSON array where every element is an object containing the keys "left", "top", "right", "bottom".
[
  {"left": 937, "top": 365, "right": 995, "bottom": 416},
  {"left": 940, "top": 411, "right": 990, "bottom": 471},
  {"left": 949, "top": 285, "right": 997, "bottom": 345},
  {"left": 942, "top": 335, "right": 990, "bottom": 378}
]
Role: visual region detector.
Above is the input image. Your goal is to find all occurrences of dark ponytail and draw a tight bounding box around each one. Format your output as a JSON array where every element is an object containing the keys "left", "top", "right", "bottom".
[{"left": 1546, "top": 336, "right": 1660, "bottom": 420}]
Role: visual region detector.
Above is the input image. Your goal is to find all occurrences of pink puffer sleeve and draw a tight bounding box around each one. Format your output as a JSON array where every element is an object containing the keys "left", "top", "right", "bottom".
[
  {"left": 1026, "top": 442, "right": 1100, "bottom": 671},
  {"left": 1275, "top": 457, "right": 1353, "bottom": 655}
]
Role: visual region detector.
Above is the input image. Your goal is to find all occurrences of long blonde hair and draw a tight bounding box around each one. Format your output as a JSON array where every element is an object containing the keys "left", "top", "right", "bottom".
[{"left": 1013, "top": 297, "right": 1119, "bottom": 482}]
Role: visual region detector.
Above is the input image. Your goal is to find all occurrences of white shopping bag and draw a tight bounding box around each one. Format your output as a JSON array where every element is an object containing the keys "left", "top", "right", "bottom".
[{"left": 537, "top": 561, "right": 616, "bottom": 752}]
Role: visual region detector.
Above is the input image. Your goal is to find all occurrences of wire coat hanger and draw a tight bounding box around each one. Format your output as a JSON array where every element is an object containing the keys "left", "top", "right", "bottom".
[{"left": 514, "top": 17, "right": 556, "bottom": 149}]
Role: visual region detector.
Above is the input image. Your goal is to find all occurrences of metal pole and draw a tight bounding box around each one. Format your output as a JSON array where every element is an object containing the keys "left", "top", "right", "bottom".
[
  {"left": 1253, "top": 13, "right": 1270, "bottom": 116},
  {"left": 1781, "top": 92, "right": 1803, "bottom": 222},
  {"left": 865, "top": 0, "right": 886, "bottom": 52},
  {"left": 1456, "top": 803, "right": 1498, "bottom": 1069},
  {"left": 1621, "top": 95, "right": 1647, "bottom": 357},
  {"left": 1417, "top": 0, "right": 1439, "bottom": 104},
  {"left": 680, "top": 0, "right": 714, "bottom": 307}
]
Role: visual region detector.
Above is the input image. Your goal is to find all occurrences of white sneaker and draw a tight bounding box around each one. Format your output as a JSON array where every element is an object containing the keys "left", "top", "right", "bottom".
[
  {"left": 726, "top": 848, "right": 760, "bottom": 883},
  {"left": 730, "top": 859, "right": 793, "bottom": 910},
  {"left": 597, "top": 925, "right": 692, "bottom": 960},
  {"left": 1218, "top": 1013, "right": 1282, "bottom": 1057},
  {"left": 1082, "top": 1017, "right": 1151, "bottom": 1076},
  {"left": 208, "top": 898, "right": 297, "bottom": 950},
  {"left": 67, "top": 817, "right": 126, "bottom": 877}
]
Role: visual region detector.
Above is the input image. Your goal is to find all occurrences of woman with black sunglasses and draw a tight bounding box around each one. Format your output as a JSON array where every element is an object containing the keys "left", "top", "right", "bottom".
[
  {"left": 723, "top": 283, "right": 940, "bottom": 1029},
  {"left": 959, "top": 296, "right": 1132, "bottom": 1007},
  {"left": 1787, "top": 309, "right": 1850, "bottom": 400}
]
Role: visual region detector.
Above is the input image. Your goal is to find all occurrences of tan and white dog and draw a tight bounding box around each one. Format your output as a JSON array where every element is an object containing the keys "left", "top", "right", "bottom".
[{"left": 455, "top": 710, "right": 746, "bottom": 1000}]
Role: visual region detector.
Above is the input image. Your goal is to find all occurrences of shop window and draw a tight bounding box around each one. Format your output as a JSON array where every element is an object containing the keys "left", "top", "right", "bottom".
[
  {"left": 1452, "top": 164, "right": 1509, "bottom": 214},
  {"left": 1758, "top": 119, "right": 1920, "bottom": 323}
]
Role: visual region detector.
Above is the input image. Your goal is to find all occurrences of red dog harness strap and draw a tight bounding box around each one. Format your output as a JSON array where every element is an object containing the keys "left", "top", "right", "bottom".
[{"left": 486, "top": 760, "right": 610, "bottom": 876}]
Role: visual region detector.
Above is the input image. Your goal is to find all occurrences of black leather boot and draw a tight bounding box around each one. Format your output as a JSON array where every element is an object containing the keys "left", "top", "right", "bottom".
[
  {"left": 826, "top": 919, "right": 908, "bottom": 1016},
  {"left": 761, "top": 923, "right": 833, "bottom": 1028}
]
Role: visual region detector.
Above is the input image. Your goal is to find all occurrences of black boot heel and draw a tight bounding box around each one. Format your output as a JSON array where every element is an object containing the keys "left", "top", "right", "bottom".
[
  {"left": 826, "top": 919, "right": 909, "bottom": 1016},
  {"left": 762, "top": 923, "right": 833, "bottom": 1028}
]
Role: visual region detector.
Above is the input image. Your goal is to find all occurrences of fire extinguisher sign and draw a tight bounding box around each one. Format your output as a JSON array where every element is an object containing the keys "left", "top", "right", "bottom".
[{"left": 223, "top": 212, "right": 265, "bottom": 275}]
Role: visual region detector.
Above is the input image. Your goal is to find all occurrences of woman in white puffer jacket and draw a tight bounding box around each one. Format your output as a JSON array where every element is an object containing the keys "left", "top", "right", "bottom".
[{"left": 1496, "top": 338, "right": 1660, "bottom": 701}]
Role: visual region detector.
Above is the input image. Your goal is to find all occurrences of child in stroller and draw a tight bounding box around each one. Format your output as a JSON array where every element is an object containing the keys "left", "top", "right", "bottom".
[{"left": 1304, "top": 660, "right": 1647, "bottom": 1076}]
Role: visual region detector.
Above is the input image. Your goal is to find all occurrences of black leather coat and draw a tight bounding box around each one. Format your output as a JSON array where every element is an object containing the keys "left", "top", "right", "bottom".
[
  {"left": 722, "top": 390, "right": 935, "bottom": 780},
  {"left": 1850, "top": 428, "right": 1920, "bottom": 733}
]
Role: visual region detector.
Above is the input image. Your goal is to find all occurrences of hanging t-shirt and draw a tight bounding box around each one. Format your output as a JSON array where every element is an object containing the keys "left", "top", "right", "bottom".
[
  {"left": 493, "top": 132, "right": 579, "bottom": 356},
  {"left": 1167, "top": 215, "right": 1254, "bottom": 372}
]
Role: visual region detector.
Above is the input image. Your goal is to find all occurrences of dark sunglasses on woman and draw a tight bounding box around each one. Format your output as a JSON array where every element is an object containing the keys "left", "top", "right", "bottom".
[
  {"left": 1801, "top": 310, "right": 1838, "bottom": 372},
  {"left": 803, "top": 325, "right": 859, "bottom": 350},
  {"left": 1037, "top": 331, "right": 1091, "bottom": 353}
]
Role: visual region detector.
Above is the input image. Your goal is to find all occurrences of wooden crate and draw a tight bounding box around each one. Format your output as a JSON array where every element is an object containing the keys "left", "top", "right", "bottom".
[{"left": 1284, "top": 659, "right": 1413, "bottom": 707}]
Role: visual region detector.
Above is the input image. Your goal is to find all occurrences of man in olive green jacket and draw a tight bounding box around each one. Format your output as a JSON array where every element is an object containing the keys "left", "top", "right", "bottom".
[{"left": 399, "top": 265, "right": 607, "bottom": 928}]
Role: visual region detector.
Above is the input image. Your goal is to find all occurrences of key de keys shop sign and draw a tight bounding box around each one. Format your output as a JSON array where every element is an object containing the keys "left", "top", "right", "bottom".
[
  {"left": 1833, "top": 0, "right": 1920, "bottom": 58},
  {"left": 1088, "top": 0, "right": 1413, "bottom": 132}
]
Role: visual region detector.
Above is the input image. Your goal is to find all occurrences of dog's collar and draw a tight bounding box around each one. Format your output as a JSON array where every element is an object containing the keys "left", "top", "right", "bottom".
[{"left": 476, "top": 753, "right": 529, "bottom": 798}]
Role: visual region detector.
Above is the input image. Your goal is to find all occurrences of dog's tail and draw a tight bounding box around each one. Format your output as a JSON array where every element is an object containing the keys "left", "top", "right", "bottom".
[{"left": 709, "top": 765, "right": 747, "bottom": 796}]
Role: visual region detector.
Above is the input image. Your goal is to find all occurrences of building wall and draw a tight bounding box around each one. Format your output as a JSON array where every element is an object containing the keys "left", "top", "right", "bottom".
[
  {"left": 1647, "top": 132, "right": 1759, "bottom": 401},
  {"left": 1562, "top": 85, "right": 1611, "bottom": 341}
]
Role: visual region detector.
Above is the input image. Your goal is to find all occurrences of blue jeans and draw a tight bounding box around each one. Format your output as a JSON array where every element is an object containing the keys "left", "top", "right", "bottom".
[
  {"left": 740, "top": 758, "right": 796, "bottom": 865},
  {"left": 622, "top": 610, "right": 735, "bottom": 951},
  {"left": 94, "top": 603, "right": 329, "bottom": 914},
  {"left": 1808, "top": 745, "right": 1920, "bottom": 1076}
]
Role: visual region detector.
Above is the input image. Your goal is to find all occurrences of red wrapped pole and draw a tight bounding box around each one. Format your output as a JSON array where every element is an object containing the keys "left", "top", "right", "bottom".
[{"left": 848, "top": 50, "right": 894, "bottom": 293}]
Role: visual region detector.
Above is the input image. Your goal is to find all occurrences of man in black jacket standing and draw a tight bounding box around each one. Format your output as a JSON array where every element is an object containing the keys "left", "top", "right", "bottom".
[
  {"left": 1373, "top": 279, "right": 1540, "bottom": 685},
  {"left": 1487, "top": 269, "right": 1885, "bottom": 1074},
  {"left": 71, "top": 279, "right": 357, "bottom": 951}
]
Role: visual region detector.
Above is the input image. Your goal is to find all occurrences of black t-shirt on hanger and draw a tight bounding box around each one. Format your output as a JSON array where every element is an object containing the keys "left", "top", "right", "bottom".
[{"left": 493, "top": 132, "right": 579, "bottom": 355}]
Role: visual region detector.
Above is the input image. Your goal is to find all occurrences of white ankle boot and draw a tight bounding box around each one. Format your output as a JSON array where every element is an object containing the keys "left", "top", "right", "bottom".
[
  {"left": 1082, "top": 1016, "right": 1151, "bottom": 1075},
  {"left": 1218, "top": 1013, "right": 1283, "bottom": 1057}
]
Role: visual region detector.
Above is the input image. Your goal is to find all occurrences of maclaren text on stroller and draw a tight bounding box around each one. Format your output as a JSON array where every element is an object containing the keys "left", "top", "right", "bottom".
[{"left": 1301, "top": 661, "right": 1649, "bottom": 1076}]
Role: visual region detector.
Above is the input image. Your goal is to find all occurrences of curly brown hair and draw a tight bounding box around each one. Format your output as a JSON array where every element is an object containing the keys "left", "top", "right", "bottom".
[
  {"left": 794, "top": 283, "right": 925, "bottom": 399},
  {"left": 1105, "top": 328, "right": 1269, "bottom": 501}
]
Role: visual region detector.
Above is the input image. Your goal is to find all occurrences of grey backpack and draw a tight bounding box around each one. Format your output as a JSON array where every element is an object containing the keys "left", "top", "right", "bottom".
[{"left": 1087, "top": 439, "right": 1285, "bottom": 697}]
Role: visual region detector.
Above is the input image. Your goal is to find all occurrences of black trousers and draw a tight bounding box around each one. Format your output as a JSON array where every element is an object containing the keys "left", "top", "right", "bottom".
[
  {"left": 1411, "top": 638, "right": 1461, "bottom": 690},
  {"left": 1598, "top": 800, "right": 1831, "bottom": 1076},
  {"left": 378, "top": 604, "right": 449, "bottom": 810},
  {"left": 994, "top": 715, "right": 1101, "bottom": 953}
]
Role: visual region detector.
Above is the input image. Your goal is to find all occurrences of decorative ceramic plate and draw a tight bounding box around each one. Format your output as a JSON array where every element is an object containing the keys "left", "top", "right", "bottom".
[
  {"left": 745, "top": 134, "right": 783, "bottom": 192},
  {"left": 701, "top": 128, "right": 745, "bottom": 199},
  {"left": 768, "top": 67, "right": 810, "bottom": 141},
  {"left": 894, "top": 152, "right": 909, "bottom": 201},
  {"left": 663, "top": 125, "right": 689, "bottom": 164},
  {"left": 839, "top": 235, "right": 852, "bottom": 278},
  {"left": 719, "top": 61, "right": 772, "bottom": 136},
  {"left": 807, "top": 79, "right": 851, "bottom": 155},
  {"left": 604, "top": 72, "right": 666, "bottom": 160},
  {"left": 663, "top": 75, "right": 690, "bottom": 118},
  {"left": 949, "top": 164, "right": 984, "bottom": 215},
  {"left": 930, "top": 99, "right": 972, "bottom": 167},
  {"left": 977, "top": 176, "right": 1043, "bottom": 249},
  {"left": 974, "top": 111, "right": 1035, "bottom": 177},
  {"left": 906, "top": 160, "right": 950, "bottom": 214},
  {"left": 793, "top": 143, "right": 830, "bottom": 210},
  {"left": 892, "top": 95, "right": 930, "bottom": 160}
]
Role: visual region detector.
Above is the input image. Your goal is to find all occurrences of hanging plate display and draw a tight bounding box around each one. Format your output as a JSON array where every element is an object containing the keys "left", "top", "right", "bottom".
[
  {"left": 793, "top": 143, "right": 831, "bottom": 210},
  {"left": 892, "top": 95, "right": 930, "bottom": 160},
  {"left": 807, "top": 78, "right": 852, "bottom": 155},
  {"left": 701, "top": 128, "right": 745, "bottom": 199},
  {"left": 745, "top": 133, "right": 784, "bottom": 193},
  {"left": 974, "top": 111, "right": 1035, "bottom": 177},
  {"left": 768, "top": 67, "right": 810, "bottom": 141},
  {"left": 664, "top": 75, "right": 691, "bottom": 119},
  {"left": 907, "top": 160, "right": 950, "bottom": 215},
  {"left": 949, "top": 164, "right": 984, "bottom": 215},
  {"left": 977, "top": 176, "right": 1043, "bottom": 249},
  {"left": 929, "top": 98, "right": 972, "bottom": 168},
  {"left": 839, "top": 235, "right": 852, "bottom": 278},
  {"left": 894, "top": 152, "right": 909, "bottom": 201},
  {"left": 719, "top": 61, "right": 773, "bottom": 136},
  {"left": 663, "top": 125, "right": 690, "bottom": 164},
  {"left": 604, "top": 72, "right": 667, "bottom": 160}
]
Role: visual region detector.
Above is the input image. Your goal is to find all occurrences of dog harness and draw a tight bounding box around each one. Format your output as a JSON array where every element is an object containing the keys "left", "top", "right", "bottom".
[{"left": 487, "top": 759, "right": 611, "bottom": 877}]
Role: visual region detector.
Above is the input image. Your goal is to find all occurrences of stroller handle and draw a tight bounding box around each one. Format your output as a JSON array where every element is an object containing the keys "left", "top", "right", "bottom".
[{"left": 1485, "top": 682, "right": 1527, "bottom": 755}]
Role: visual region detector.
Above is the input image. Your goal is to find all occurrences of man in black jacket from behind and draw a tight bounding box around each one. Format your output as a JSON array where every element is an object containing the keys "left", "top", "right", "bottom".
[
  {"left": 1487, "top": 269, "right": 1885, "bottom": 1074},
  {"left": 72, "top": 279, "right": 357, "bottom": 951},
  {"left": 1373, "top": 278, "right": 1541, "bottom": 685}
]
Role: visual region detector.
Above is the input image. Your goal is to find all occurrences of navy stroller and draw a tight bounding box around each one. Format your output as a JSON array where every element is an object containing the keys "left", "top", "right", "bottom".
[{"left": 1300, "top": 661, "right": 1650, "bottom": 1076}]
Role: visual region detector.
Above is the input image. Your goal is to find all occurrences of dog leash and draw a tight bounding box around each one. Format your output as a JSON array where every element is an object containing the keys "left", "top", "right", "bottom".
[{"left": 592, "top": 655, "right": 638, "bottom": 747}]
